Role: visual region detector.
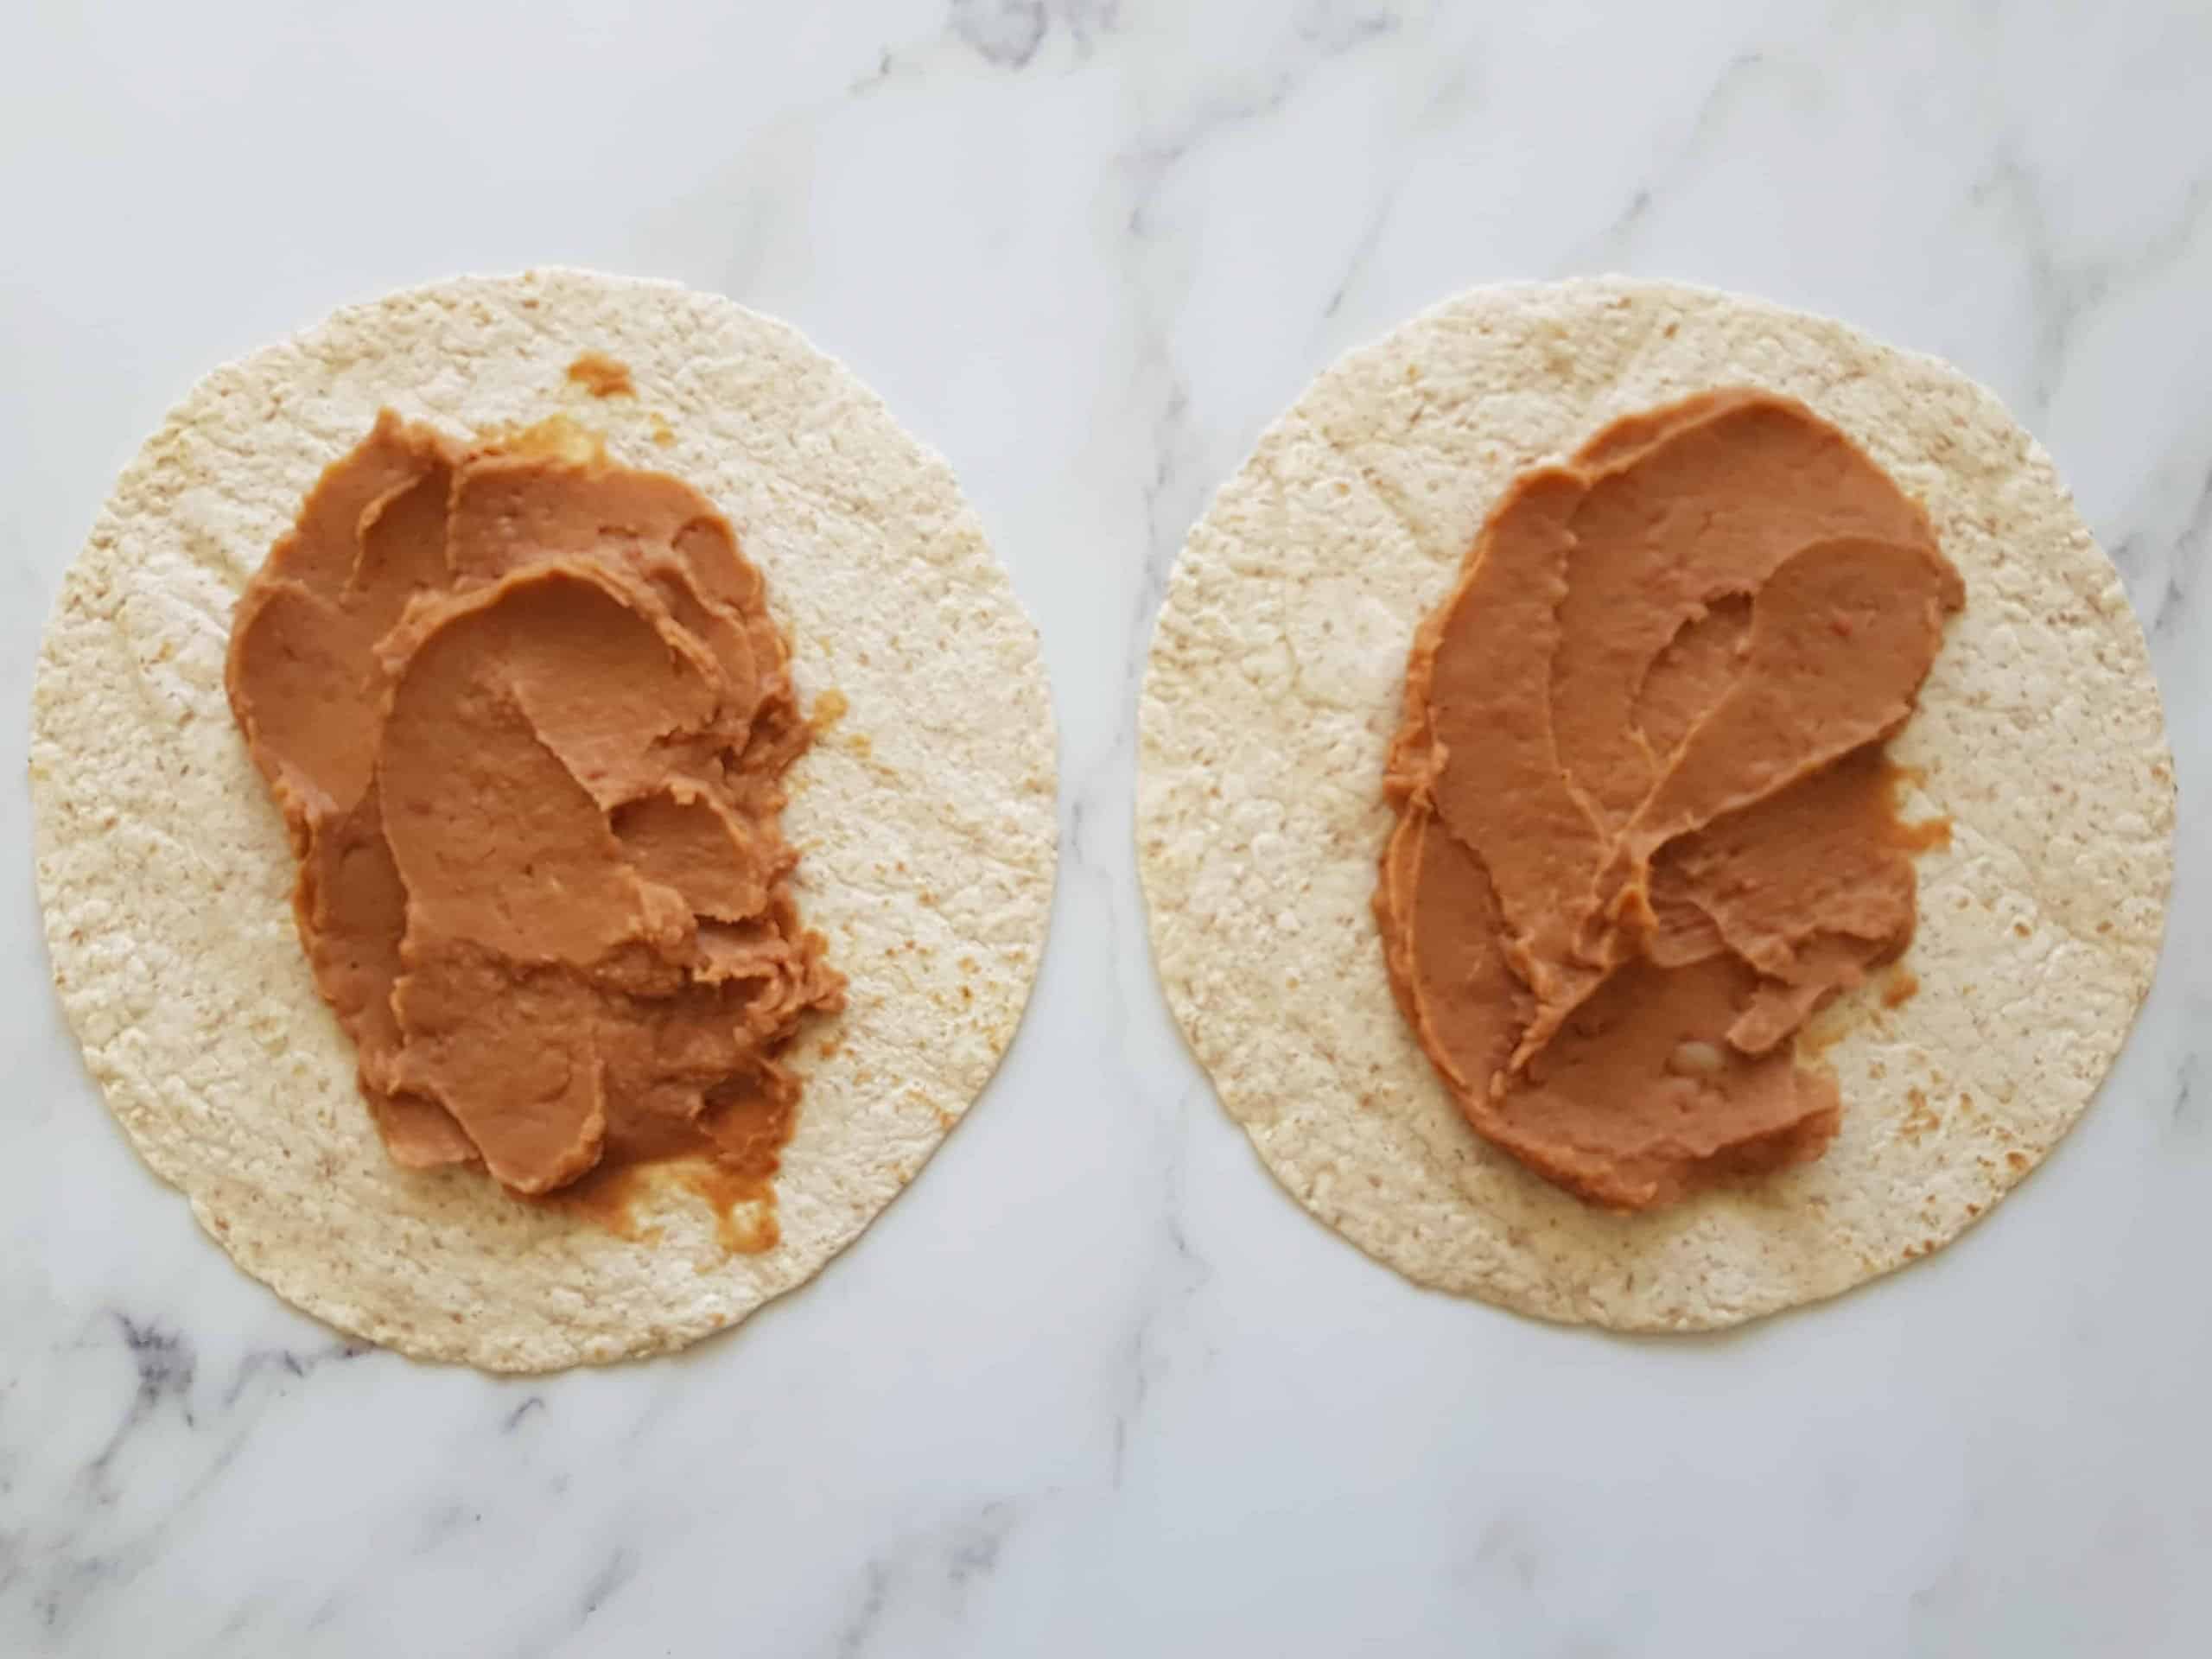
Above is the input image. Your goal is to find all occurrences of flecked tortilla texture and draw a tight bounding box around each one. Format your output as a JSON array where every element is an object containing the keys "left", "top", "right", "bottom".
[
  {"left": 32, "top": 270, "right": 1056, "bottom": 1370},
  {"left": 1138, "top": 277, "right": 2173, "bottom": 1331}
]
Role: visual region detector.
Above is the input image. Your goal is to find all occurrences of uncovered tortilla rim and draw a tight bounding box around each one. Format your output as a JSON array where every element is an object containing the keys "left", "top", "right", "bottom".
[
  {"left": 1136, "top": 276, "right": 2173, "bottom": 1331},
  {"left": 32, "top": 269, "right": 1057, "bottom": 1370}
]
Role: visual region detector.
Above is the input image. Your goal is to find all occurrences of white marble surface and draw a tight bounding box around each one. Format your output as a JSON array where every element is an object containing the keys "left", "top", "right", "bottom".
[{"left": 3, "top": 2, "right": 2207, "bottom": 1653}]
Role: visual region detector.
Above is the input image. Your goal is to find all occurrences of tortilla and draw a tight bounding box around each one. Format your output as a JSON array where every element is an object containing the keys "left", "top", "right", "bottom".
[
  {"left": 32, "top": 269, "right": 1056, "bottom": 1370},
  {"left": 1137, "top": 276, "right": 2173, "bottom": 1331}
]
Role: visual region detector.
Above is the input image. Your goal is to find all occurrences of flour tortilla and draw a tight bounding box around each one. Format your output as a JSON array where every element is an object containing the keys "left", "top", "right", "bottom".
[
  {"left": 33, "top": 270, "right": 1056, "bottom": 1370},
  {"left": 1139, "top": 277, "right": 2173, "bottom": 1330}
]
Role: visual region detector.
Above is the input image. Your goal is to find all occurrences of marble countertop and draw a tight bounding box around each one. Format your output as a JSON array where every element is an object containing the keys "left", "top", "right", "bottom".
[{"left": 3, "top": 3, "right": 2207, "bottom": 1654}]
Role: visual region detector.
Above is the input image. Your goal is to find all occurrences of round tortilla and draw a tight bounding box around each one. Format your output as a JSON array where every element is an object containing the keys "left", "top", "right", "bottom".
[
  {"left": 1138, "top": 276, "right": 2173, "bottom": 1331},
  {"left": 32, "top": 269, "right": 1056, "bottom": 1370}
]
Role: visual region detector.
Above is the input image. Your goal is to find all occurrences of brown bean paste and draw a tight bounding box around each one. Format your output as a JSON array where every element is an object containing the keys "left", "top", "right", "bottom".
[
  {"left": 228, "top": 412, "right": 843, "bottom": 1243},
  {"left": 1377, "top": 391, "right": 1962, "bottom": 1209}
]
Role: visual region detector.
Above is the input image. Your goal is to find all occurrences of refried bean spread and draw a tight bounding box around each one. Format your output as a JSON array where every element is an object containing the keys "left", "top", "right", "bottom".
[
  {"left": 228, "top": 411, "right": 843, "bottom": 1217},
  {"left": 1377, "top": 390, "right": 1962, "bottom": 1210}
]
